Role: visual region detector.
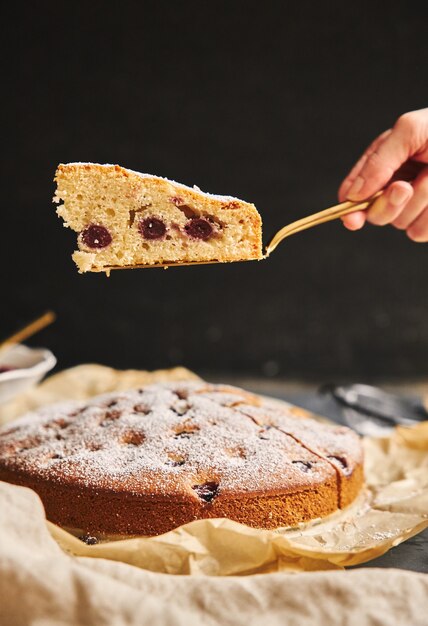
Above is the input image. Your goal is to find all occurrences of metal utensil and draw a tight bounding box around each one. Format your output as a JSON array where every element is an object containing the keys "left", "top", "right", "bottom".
[
  {"left": 322, "top": 383, "right": 428, "bottom": 436},
  {"left": 264, "top": 191, "right": 382, "bottom": 256}
]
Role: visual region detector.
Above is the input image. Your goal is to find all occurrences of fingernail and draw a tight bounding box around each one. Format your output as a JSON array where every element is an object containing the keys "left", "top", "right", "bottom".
[
  {"left": 347, "top": 176, "right": 364, "bottom": 199},
  {"left": 389, "top": 186, "right": 411, "bottom": 206}
]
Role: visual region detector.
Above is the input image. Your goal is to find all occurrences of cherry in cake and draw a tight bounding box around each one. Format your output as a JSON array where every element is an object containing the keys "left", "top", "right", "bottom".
[
  {"left": 80, "top": 224, "right": 112, "bottom": 249},
  {"left": 53, "top": 163, "right": 263, "bottom": 273},
  {"left": 139, "top": 217, "right": 167, "bottom": 240},
  {"left": 0, "top": 381, "right": 363, "bottom": 537}
]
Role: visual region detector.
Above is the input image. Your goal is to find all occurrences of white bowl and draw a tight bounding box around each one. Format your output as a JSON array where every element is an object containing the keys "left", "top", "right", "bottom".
[{"left": 0, "top": 344, "right": 57, "bottom": 405}]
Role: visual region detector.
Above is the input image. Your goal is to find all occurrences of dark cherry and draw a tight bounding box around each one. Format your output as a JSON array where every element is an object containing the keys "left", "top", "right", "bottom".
[
  {"left": 78, "top": 534, "right": 98, "bottom": 545},
  {"left": 192, "top": 481, "right": 219, "bottom": 503},
  {"left": 81, "top": 224, "right": 112, "bottom": 249},
  {"left": 184, "top": 218, "right": 213, "bottom": 240},
  {"left": 0, "top": 366, "right": 14, "bottom": 374},
  {"left": 327, "top": 455, "right": 348, "bottom": 470},
  {"left": 139, "top": 217, "right": 166, "bottom": 240},
  {"left": 292, "top": 461, "right": 312, "bottom": 473}
]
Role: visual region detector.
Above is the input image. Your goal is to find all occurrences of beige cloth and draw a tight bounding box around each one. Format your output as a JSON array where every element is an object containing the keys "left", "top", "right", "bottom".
[{"left": 1, "top": 481, "right": 427, "bottom": 626}]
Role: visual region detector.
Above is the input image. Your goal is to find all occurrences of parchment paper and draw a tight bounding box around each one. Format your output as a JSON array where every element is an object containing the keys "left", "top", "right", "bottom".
[
  {"left": 1, "top": 481, "right": 427, "bottom": 626},
  {"left": 1, "top": 365, "right": 427, "bottom": 577}
]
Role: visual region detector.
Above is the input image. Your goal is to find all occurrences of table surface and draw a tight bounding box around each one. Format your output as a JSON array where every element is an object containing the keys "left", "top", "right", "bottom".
[{"left": 216, "top": 376, "right": 428, "bottom": 574}]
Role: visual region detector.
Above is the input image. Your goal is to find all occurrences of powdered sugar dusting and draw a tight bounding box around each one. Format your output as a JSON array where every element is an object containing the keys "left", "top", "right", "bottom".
[
  {"left": 60, "top": 163, "right": 250, "bottom": 204},
  {"left": 0, "top": 382, "right": 362, "bottom": 500},
  {"left": 230, "top": 402, "right": 363, "bottom": 475}
]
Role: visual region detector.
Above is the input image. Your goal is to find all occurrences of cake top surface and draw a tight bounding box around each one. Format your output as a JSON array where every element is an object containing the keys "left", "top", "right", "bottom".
[
  {"left": 0, "top": 381, "right": 361, "bottom": 502},
  {"left": 56, "top": 162, "right": 249, "bottom": 205}
]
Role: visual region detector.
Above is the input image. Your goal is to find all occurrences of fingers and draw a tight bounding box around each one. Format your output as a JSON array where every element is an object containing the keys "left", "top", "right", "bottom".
[
  {"left": 341, "top": 211, "right": 366, "bottom": 230},
  {"left": 366, "top": 181, "right": 413, "bottom": 226},
  {"left": 339, "top": 109, "right": 428, "bottom": 238},
  {"left": 407, "top": 207, "right": 428, "bottom": 242},
  {"left": 392, "top": 167, "right": 428, "bottom": 230},
  {"left": 346, "top": 118, "right": 413, "bottom": 200},
  {"left": 343, "top": 180, "right": 414, "bottom": 231},
  {"left": 386, "top": 167, "right": 428, "bottom": 242},
  {"left": 339, "top": 109, "right": 428, "bottom": 203},
  {"left": 338, "top": 130, "right": 391, "bottom": 202}
]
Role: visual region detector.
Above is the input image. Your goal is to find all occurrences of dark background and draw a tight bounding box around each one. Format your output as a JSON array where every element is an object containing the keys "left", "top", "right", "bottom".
[{"left": 3, "top": 1, "right": 428, "bottom": 381}]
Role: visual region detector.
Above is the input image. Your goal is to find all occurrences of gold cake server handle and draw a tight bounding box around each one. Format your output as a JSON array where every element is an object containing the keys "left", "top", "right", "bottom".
[{"left": 264, "top": 190, "right": 383, "bottom": 257}]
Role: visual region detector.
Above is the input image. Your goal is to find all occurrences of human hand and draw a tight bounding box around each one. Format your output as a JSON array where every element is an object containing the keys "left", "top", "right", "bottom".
[{"left": 339, "top": 108, "right": 428, "bottom": 242}]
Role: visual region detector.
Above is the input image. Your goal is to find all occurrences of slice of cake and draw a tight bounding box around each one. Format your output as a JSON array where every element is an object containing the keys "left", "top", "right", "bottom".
[
  {"left": 53, "top": 163, "right": 263, "bottom": 273},
  {"left": 0, "top": 381, "right": 363, "bottom": 537}
]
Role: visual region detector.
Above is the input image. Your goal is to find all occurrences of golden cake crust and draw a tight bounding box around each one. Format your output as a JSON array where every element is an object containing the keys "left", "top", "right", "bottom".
[{"left": 0, "top": 382, "right": 363, "bottom": 536}]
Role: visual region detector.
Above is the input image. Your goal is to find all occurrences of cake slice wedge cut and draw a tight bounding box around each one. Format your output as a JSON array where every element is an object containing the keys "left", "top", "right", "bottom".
[{"left": 53, "top": 163, "right": 263, "bottom": 273}]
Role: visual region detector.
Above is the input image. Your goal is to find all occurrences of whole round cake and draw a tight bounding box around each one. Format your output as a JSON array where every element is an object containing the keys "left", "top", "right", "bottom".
[{"left": 0, "top": 381, "right": 363, "bottom": 536}]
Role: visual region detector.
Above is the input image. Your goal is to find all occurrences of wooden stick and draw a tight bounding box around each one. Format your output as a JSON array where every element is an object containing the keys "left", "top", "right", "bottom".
[{"left": 0, "top": 311, "right": 56, "bottom": 351}]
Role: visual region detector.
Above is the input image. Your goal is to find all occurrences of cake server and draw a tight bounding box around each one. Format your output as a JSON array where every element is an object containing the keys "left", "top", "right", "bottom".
[
  {"left": 106, "top": 190, "right": 383, "bottom": 270},
  {"left": 263, "top": 191, "right": 382, "bottom": 257}
]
